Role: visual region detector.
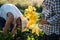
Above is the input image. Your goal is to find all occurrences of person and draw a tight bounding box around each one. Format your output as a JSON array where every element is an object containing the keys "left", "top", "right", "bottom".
[
  {"left": 0, "top": 4, "right": 28, "bottom": 35},
  {"left": 40, "top": 0, "right": 60, "bottom": 40}
]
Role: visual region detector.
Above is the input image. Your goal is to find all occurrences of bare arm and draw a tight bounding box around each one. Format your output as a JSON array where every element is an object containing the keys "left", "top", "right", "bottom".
[{"left": 3, "top": 13, "right": 14, "bottom": 35}]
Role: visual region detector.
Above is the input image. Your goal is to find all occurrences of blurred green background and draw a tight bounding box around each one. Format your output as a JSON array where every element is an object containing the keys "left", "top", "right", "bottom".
[{"left": 0, "top": 0, "right": 43, "bottom": 13}]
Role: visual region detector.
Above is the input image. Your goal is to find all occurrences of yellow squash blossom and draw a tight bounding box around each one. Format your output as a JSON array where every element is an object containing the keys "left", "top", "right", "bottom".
[
  {"left": 24, "top": 6, "right": 42, "bottom": 36},
  {"left": 25, "top": 6, "right": 38, "bottom": 26},
  {"left": 32, "top": 24, "right": 40, "bottom": 36},
  {"left": 27, "top": 20, "right": 36, "bottom": 26}
]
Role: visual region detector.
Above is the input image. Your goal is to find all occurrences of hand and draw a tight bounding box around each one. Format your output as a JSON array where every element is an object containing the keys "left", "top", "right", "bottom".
[
  {"left": 12, "top": 24, "right": 17, "bottom": 35},
  {"left": 40, "top": 17, "right": 49, "bottom": 25},
  {"left": 40, "top": 19, "right": 49, "bottom": 25}
]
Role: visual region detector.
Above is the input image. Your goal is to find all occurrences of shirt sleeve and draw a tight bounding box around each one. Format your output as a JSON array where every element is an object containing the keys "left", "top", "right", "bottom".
[
  {"left": 47, "top": 13, "right": 60, "bottom": 24},
  {"left": 47, "top": 0, "right": 60, "bottom": 24}
]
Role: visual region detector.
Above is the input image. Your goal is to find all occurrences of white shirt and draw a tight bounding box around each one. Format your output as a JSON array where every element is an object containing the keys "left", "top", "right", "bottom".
[
  {"left": 0, "top": 4, "right": 23, "bottom": 21},
  {"left": 0, "top": 4, "right": 27, "bottom": 31}
]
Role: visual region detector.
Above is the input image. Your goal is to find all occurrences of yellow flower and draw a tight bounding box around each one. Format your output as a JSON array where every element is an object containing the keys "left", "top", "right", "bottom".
[
  {"left": 24, "top": 6, "right": 41, "bottom": 36},
  {"left": 27, "top": 20, "right": 36, "bottom": 27},
  {"left": 32, "top": 24, "right": 40, "bottom": 36},
  {"left": 28, "top": 24, "right": 36, "bottom": 29},
  {"left": 35, "top": 26, "right": 39, "bottom": 36}
]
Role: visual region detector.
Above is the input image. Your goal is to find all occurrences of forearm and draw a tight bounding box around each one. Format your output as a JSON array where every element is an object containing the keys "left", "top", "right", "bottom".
[
  {"left": 3, "top": 22, "right": 11, "bottom": 34},
  {"left": 3, "top": 13, "right": 14, "bottom": 34},
  {"left": 12, "top": 24, "right": 17, "bottom": 35}
]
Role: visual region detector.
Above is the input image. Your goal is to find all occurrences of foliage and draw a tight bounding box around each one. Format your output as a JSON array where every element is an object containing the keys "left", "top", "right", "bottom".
[
  {"left": 13, "top": 6, "right": 44, "bottom": 40},
  {"left": 0, "top": 30, "right": 13, "bottom": 40},
  {"left": 0, "top": 0, "right": 44, "bottom": 40},
  {"left": 0, "top": 28, "right": 44, "bottom": 40},
  {"left": 15, "top": 28, "right": 44, "bottom": 40},
  {"left": 0, "top": 6, "right": 44, "bottom": 40},
  {"left": 24, "top": 6, "right": 44, "bottom": 36}
]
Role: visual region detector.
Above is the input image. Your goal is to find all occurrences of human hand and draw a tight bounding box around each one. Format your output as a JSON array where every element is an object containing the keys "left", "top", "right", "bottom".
[
  {"left": 40, "top": 17, "right": 49, "bottom": 25},
  {"left": 40, "top": 19, "right": 49, "bottom": 25}
]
